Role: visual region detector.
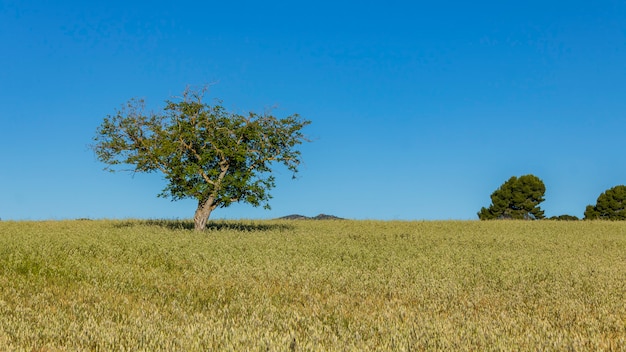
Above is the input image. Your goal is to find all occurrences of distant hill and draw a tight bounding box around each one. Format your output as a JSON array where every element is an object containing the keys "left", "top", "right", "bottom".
[
  {"left": 278, "top": 214, "right": 344, "bottom": 220},
  {"left": 278, "top": 214, "right": 310, "bottom": 220}
]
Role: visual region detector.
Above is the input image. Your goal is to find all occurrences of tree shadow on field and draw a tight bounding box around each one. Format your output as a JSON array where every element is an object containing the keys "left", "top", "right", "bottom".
[
  {"left": 205, "top": 221, "right": 293, "bottom": 232},
  {"left": 113, "top": 219, "right": 292, "bottom": 232}
]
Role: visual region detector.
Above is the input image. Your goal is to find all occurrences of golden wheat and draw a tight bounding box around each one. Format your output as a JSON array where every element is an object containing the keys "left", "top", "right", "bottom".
[{"left": 0, "top": 220, "right": 624, "bottom": 351}]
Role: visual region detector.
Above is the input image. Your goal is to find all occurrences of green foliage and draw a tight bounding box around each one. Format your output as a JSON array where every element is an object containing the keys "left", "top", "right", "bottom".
[
  {"left": 584, "top": 185, "right": 626, "bottom": 220},
  {"left": 549, "top": 215, "right": 580, "bottom": 221},
  {"left": 478, "top": 174, "right": 546, "bottom": 220},
  {"left": 92, "top": 87, "right": 310, "bottom": 230}
]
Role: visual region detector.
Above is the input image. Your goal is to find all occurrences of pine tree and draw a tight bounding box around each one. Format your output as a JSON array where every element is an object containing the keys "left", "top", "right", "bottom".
[
  {"left": 478, "top": 175, "right": 546, "bottom": 220},
  {"left": 584, "top": 185, "right": 626, "bottom": 220}
]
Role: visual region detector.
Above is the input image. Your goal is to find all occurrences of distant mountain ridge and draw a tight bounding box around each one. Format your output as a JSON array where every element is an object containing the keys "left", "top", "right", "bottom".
[{"left": 278, "top": 214, "right": 344, "bottom": 220}]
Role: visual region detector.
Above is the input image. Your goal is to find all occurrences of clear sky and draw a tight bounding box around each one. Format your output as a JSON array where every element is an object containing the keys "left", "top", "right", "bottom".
[{"left": 1, "top": 0, "right": 625, "bottom": 221}]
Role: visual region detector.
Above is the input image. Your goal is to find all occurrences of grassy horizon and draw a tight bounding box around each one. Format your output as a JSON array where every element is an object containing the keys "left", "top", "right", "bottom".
[{"left": 0, "top": 219, "right": 624, "bottom": 351}]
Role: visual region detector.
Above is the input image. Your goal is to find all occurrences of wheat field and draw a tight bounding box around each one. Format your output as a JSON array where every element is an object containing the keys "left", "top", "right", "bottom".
[{"left": 0, "top": 219, "right": 624, "bottom": 351}]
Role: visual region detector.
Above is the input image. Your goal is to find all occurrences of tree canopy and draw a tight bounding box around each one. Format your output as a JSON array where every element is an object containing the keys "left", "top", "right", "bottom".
[
  {"left": 478, "top": 174, "right": 546, "bottom": 220},
  {"left": 583, "top": 185, "right": 626, "bottom": 220},
  {"left": 92, "top": 87, "right": 311, "bottom": 231}
]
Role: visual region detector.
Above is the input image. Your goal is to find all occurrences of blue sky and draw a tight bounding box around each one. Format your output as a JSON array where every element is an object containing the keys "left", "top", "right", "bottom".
[{"left": 1, "top": 0, "right": 625, "bottom": 220}]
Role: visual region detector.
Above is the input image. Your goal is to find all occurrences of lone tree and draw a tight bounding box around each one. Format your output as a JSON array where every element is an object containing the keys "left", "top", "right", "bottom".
[
  {"left": 478, "top": 174, "right": 546, "bottom": 220},
  {"left": 584, "top": 185, "right": 626, "bottom": 220},
  {"left": 93, "top": 87, "right": 310, "bottom": 231}
]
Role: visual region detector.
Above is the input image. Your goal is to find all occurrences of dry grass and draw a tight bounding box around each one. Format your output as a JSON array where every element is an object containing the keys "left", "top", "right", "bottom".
[{"left": 0, "top": 219, "right": 625, "bottom": 351}]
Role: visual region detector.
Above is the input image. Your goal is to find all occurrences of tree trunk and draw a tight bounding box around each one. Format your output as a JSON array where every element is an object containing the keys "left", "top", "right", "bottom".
[{"left": 193, "top": 199, "right": 215, "bottom": 231}]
